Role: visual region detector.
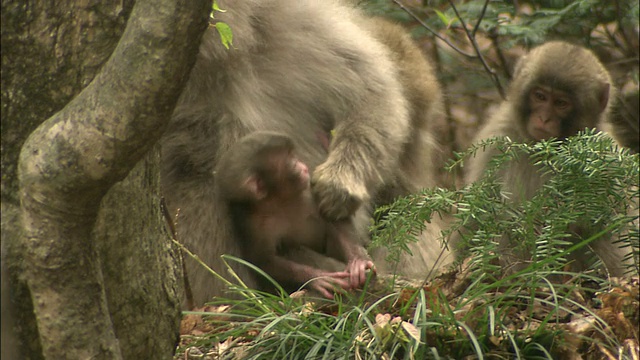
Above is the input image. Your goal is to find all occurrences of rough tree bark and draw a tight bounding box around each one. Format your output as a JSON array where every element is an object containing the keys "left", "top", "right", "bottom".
[
  {"left": 2, "top": 0, "right": 131, "bottom": 357},
  {"left": 4, "top": 0, "right": 212, "bottom": 358}
]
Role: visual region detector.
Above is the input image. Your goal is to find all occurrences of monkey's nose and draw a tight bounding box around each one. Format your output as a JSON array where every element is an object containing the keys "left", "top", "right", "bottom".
[{"left": 539, "top": 116, "right": 551, "bottom": 124}]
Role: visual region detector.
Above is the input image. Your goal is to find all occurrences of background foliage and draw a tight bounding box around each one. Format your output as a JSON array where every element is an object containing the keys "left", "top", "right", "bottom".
[{"left": 363, "top": 0, "right": 639, "bottom": 165}]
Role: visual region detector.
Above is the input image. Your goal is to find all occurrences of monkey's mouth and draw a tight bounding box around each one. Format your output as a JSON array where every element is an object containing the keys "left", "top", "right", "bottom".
[{"left": 531, "top": 127, "right": 550, "bottom": 140}]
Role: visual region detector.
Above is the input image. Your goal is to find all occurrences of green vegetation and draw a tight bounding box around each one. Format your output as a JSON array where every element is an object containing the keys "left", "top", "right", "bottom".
[
  {"left": 177, "top": 131, "right": 639, "bottom": 359},
  {"left": 375, "top": 129, "right": 639, "bottom": 278},
  {"left": 178, "top": 2, "right": 639, "bottom": 358}
]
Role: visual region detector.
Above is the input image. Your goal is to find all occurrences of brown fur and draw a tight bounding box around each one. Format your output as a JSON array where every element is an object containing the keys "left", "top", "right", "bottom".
[
  {"left": 360, "top": 18, "right": 446, "bottom": 201},
  {"left": 162, "top": 0, "right": 442, "bottom": 304},
  {"left": 216, "top": 131, "right": 297, "bottom": 202},
  {"left": 215, "top": 131, "right": 372, "bottom": 298},
  {"left": 362, "top": 19, "right": 453, "bottom": 277},
  {"left": 161, "top": 1, "right": 448, "bottom": 305}
]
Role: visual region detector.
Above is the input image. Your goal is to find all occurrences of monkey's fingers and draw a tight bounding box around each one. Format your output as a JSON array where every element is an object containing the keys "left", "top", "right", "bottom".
[
  {"left": 366, "top": 261, "right": 376, "bottom": 274},
  {"left": 347, "top": 260, "right": 372, "bottom": 288},
  {"left": 364, "top": 261, "right": 377, "bottom": 281},
  {"left": 320, "top": 271, "right": 351, "bottom": 286},
  {"left": 312, "top": 278, "right": 351, "bottom": 299},
  {"left": 312, "top": 281, "right": 337, "bottom": 299},
  {"left": 324, "top": 271, "right": 350, "bottom": 278}
]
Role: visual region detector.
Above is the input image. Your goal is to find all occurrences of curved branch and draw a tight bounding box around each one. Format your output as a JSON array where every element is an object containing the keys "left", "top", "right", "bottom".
[
  {"left": 18, "top": 0, "right": 212, "bottom": 357},
  {"left": 393, "top": 0, "right": 505, "bottom": 98},
  {"left": 447, "top": 0, "right": 506, "bottom": 99}
]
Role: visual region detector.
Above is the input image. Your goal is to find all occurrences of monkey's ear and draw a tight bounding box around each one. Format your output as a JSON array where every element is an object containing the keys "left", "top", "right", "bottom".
[
  {"left": 598, "top": 83, "right": 610, "bottom": 113},
  {"left": 243, "top": 175, "right": 268, "bottom": 200}
]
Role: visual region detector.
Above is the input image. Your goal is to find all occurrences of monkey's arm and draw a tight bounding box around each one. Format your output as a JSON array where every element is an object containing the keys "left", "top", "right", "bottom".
[
  {"left": 261, "top": 255, "right": 353, "bottom": 299},
  {"left": 311, "top": 46, "right": 411, "bottom": 220},
  {"left": 245, "top": 239, "right": 352, "bottom": 299},
  {"left": 326, "top": 220, "right": 375, "bottom": 288},
  {"left": 313, "top": 122, "right": 409, "bottom": 220},
  {"left": 464, "top": 109, "right": 519, "bottom": 185},
  {"left": 465, "top": 144, "right": 501, "bottom": 185}
]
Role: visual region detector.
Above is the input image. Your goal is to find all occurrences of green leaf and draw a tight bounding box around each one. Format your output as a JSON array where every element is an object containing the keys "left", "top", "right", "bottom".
[
  {"left": 215, "top": 22, "right": 233, "bottom": 49},
  {"left": 212, "top": 0, "right": 226, "bottom": 13},
  {"left": 434, "top": 9, "right": 451, "bottom": 27}
]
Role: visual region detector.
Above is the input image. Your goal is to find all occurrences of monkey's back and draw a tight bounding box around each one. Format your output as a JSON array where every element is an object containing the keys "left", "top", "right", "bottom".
[{"left": 167, "top": 0, "right": 406, "bottom": 173}]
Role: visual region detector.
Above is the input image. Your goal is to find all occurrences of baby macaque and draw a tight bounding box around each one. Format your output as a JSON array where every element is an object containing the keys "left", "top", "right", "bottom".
[{"left": 216, "top": 131, "right": 375, "bottom": 298}]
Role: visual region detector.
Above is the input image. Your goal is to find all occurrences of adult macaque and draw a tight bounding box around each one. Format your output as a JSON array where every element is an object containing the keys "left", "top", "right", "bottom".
[
  {"left": 465, "top": 41, "right": 632, "bottom": 276},
  {"left": 360, "top": 17, "right": 447, "bottom": 199},
  {"left": 162, "top": 0, "right": 448, "bottom": 306},
  {"left": 215, "top": 131, "right": 374, "bottom": 298},
  {"left": 352, "top": 17, "right": 454, "bottom": 278}
]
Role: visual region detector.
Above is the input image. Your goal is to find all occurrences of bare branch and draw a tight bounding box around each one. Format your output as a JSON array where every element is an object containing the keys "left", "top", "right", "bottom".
[
  {"left": 489, "top": 28, "right": 512, "bottom": 80},
  {"left": 447, "top": 0, "right": 506, "bottom": 99},
  {"left": 472, "top": 0, "right": 491, "bottom": 37},
  {"left": 392, "top": 0, "right": 477, "bottom": 58}
]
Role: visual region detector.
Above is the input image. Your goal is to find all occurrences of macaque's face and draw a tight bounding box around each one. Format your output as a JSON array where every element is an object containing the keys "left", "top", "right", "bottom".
[
  {"left": 526, "top": 85, "right": 574, "bottom": 141},
  {"left": 272, "top": 150, "right": 310, "bottom": 194}
]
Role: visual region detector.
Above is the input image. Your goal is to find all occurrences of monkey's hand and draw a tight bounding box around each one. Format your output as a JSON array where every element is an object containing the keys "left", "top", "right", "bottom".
[
  {"left": 346, "top": 259, "right": 375, "bottom": 289},
  {"left": 311, "top": 163, "right": 368, "bottom": 220},
  {"left": 310, "top": 271, "right": 352, "bottom": 299}
]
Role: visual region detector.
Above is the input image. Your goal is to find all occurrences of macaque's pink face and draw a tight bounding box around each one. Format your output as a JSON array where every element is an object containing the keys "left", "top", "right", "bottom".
[{"left": 526, "top": 86, "right": 574, "bottom": 141}]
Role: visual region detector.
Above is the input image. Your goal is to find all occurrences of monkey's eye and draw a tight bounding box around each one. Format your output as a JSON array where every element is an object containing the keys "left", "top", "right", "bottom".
[
  {"left": 533, "top": 90, "right": 546, "bottom": 101},
  {"left": 554, "top": 99, "right": 570, "bottom": 109}
]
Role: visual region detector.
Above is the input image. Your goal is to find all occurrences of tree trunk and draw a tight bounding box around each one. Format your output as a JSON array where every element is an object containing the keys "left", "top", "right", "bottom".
[
  {"left": 2, "top": 0, "right": 129, "bottom": 357},
  {"left": 93, "top": 146, "right": 183, "bottom": 359},
  {"left": 2, "top": 0, "right": 211, "bottom": 358}
]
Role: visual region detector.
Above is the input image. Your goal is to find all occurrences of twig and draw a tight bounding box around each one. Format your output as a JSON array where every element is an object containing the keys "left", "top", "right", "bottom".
[
  {"left": 447, "top": 0, "right": 506, "bottom": 98},
  {"left": 392, "top": 0, "right": 476, "bottom": 58},
  {"left": 489, "top": 28, "right": 512, "bottom": 80},
  {"left": 472, "top": 0, "right": 490, "bottom": 37}
]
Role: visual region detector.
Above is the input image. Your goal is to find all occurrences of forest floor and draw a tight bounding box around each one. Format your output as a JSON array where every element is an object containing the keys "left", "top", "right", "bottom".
[{"left": 175, "top": 266, "right": 639, "bottom": 359}]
